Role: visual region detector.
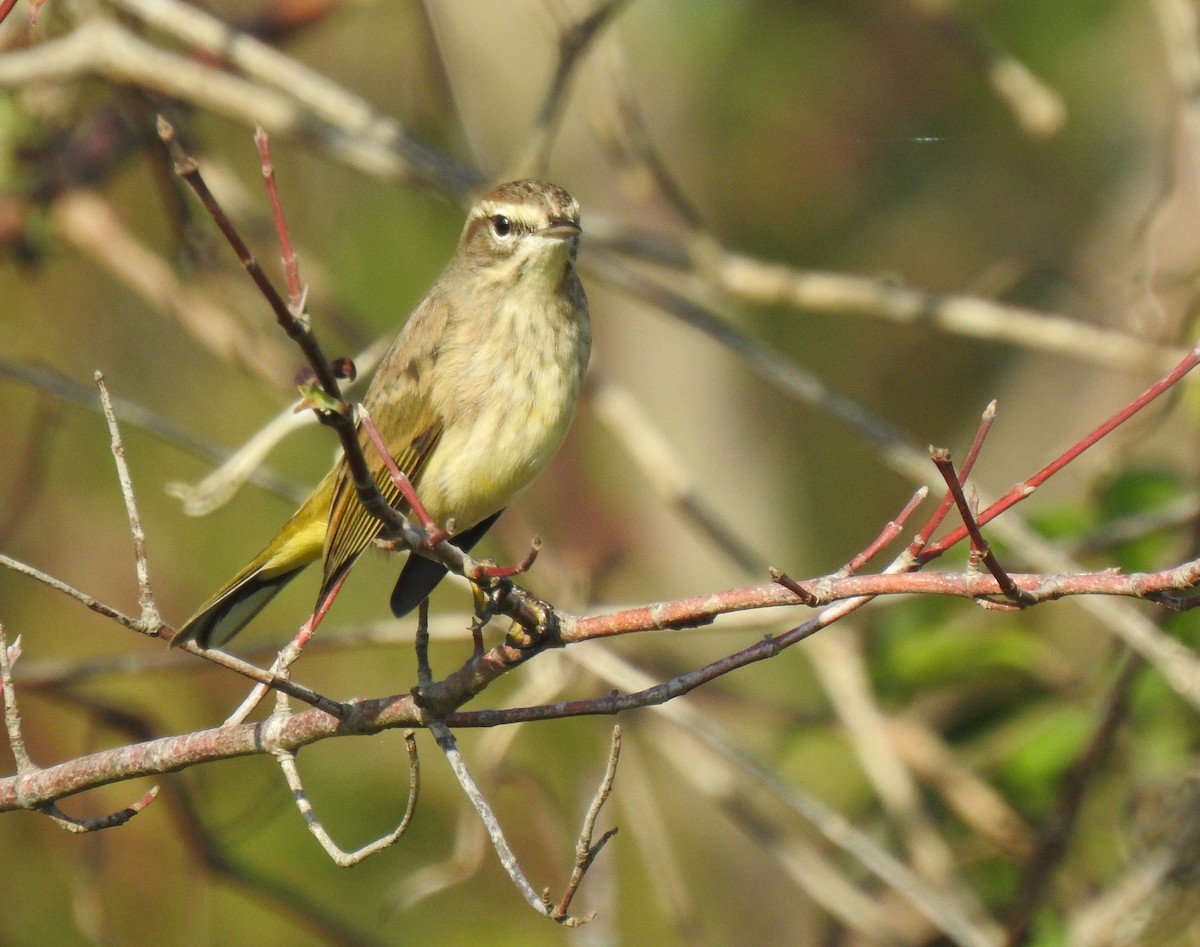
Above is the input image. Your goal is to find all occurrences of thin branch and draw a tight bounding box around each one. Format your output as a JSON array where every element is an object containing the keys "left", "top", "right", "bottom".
[
  {"left": 389, "top": 649, "right": 578, "bottom": 912},
  {"left": 95, "top": 372, "right": 160, "bottom": 627},
  {"left": 165, "top": 334, "right": 392, "bottom": 516},
  {"left": 930, "top": 446, "right": 1036, "bottom": 606},
  {"left": 50, "top": 189, "right": 297, "bottom": 388},
  {"left": 0, "top": 626, "right": 30, "bottom": 771},
  {"left": 217, "top": 593, "right": 349, "bottom": 726},
  {"left": 550, "top": 724, "right": 621, "bottom": 923},
  {"left": 429, "top": 718, "right": 555, "bottom": 917},
  {"left": 838, "top": 486, "right": 929, "bottom": 576},
  {"left": 924, "top": 339, "right": 1200, "bottom": 559},
  {"left": 887, "top": 717, "right": 1035, "bottom": 859},
  {"left": 908, "top": 0, "right": 1067, "bottom": 137},
  {"left": 614, "top": 742, "right": 703, "bottom": 939},
  {"left": 669, "top": 243, "right": 1188, "bottom": 376},
  {"left": 110, "top": 0, "right": 481, "bottom": 192},
  {"left": 0, "top": 0, "right": 20, "bottom": 28},
  {"left": 0, "top": 623, "right": 161, "bottom": 831},
  {"left": 0, "top": 356, "right": 303, "bottom": 501},
  {"left": 589, "top": 372, "right": 764, "bottom": 575},
  {"left": 0, "top": 547, "right": 344, "bottom": 712},
  {"left": 0, "top": 8, "right": 478, "bottom": 194},
  {"left": 914, "top": 400, "right": 998, "bottom": 549},
  {"left": 593, "top": 36, "right": 704, "bottom": 227},
  {"left": 166, "top": 406, "right": 314, "bottom": 515},
  {"left": 0, "top": 393, "right": 60, "bottom": 546},
  {"left": 807, "top": 629, "right": 993, "bottom": 917},
  {"left": 157, "top": 116, "right": 345, "bottom": 399},
  {"left": 254, "top": 126, "right": 303, "bottom": 308},
  {"left": 1066, "top": 772, "right": 1200, "bottom": 946},
  {"left": 0, "top": 553, "right": 147, "bottom": 629},
  {"left": 516, "top": 0, "right": 630, "bottom": 175},
  {"left": 566, "top": 644, "right": 999, "bottom": 947},
  {"left": 273, "top": 693, "right": 421, "bottom": 866}
]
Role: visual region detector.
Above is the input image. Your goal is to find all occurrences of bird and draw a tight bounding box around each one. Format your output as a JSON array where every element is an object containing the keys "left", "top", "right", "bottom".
[{"left": 172, "top": 179, "right": 590, "bottom": 649}]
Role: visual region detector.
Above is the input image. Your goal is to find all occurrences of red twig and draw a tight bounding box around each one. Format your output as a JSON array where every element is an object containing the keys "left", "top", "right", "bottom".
[
  {"left": 157, "top": 116, "right": 343, "bottom": 401},
  {"left": 839, "top": 486, "right": 929, "bottom": 576},
  {"left": 923, "top": 348, "right": 1200, "bottom": 559},
  {"left": 915, "top": 399, "right": 997, "bottom": 549},
  {"left": 255, "top": 127, "right": 304, "bottom": 309},
  {"left": 471, "top": 538, "right": 541, "bottom": 581}
]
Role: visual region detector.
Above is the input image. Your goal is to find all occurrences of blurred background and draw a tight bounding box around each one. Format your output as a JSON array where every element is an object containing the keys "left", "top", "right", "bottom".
[{"left": 2, "top": 0, "right": 1200, "bottom": 944}]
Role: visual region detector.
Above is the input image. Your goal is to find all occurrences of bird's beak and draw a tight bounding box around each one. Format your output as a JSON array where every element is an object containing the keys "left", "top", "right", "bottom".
[{"left": 543, "top": 217, "right": 582, "bottom": 239}]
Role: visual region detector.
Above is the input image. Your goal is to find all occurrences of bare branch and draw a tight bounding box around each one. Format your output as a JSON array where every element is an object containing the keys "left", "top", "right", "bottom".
[
  {"left": 273, "top": 697, "right": 421, "bottom": 867},
  {"left": 95, "top": 372, "right": 160, "bottom": 627},
  {"left": 515, "top": 0, "right": 630, "bottom": 176},
  {"left": 0, "top": 626, "right": 30, "bottom": 772},
  {"left": 550, "top": 724, "right": 621, "bottom": 923},
  {"left": 566, "top": 644, "right": 1000, "bottom": 947},
  {"left": 590, "top": 372, "right": 764, "bottom": 575},
  {"left": 693, "top": 248, "right": 1185, "bottom": 376},
  {"left": 0, "top": 623, "right": 161, "bottom": 832},
  {"left": 429, "top": 718, "right": 556, "bottom": 917}
]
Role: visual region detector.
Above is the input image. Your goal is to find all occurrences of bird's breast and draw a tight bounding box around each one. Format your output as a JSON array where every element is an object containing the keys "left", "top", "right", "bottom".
[{"left": 413, "top": 280, "right": 589, "bottom": 534}]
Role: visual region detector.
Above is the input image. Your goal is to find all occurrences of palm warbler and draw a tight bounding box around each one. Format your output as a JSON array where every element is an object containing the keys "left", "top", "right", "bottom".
[{"left": 172, "top": 180, "right": 590, "bottom": 649}]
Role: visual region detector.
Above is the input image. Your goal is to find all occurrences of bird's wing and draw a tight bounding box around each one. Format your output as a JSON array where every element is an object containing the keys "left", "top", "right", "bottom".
[
  {"left": 321, "top": 411, "right": 443, "bottom": 597},
  {"left": 319, "top": 293, "right": 451, "bottom": 601}
]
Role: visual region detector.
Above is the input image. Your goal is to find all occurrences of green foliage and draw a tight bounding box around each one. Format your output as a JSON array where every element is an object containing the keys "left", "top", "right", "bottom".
[{"left": 991, "top": 703, "right": 1094, "bottom": 816}]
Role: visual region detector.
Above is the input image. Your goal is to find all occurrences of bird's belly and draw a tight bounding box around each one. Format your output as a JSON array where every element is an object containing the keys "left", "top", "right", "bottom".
[{"left": 414, "top": 360, "right": 578, "bottom": 534}]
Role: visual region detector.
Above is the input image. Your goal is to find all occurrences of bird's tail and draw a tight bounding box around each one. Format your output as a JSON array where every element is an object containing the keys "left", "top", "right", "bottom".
[{"left": 171, "top": 478, "right": 333, "bottom": 650}]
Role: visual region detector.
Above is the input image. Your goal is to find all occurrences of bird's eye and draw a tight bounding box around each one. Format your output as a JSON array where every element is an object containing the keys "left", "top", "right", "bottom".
[{"left": 490, "top": 215, "right": 512, "bottom": 238}]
